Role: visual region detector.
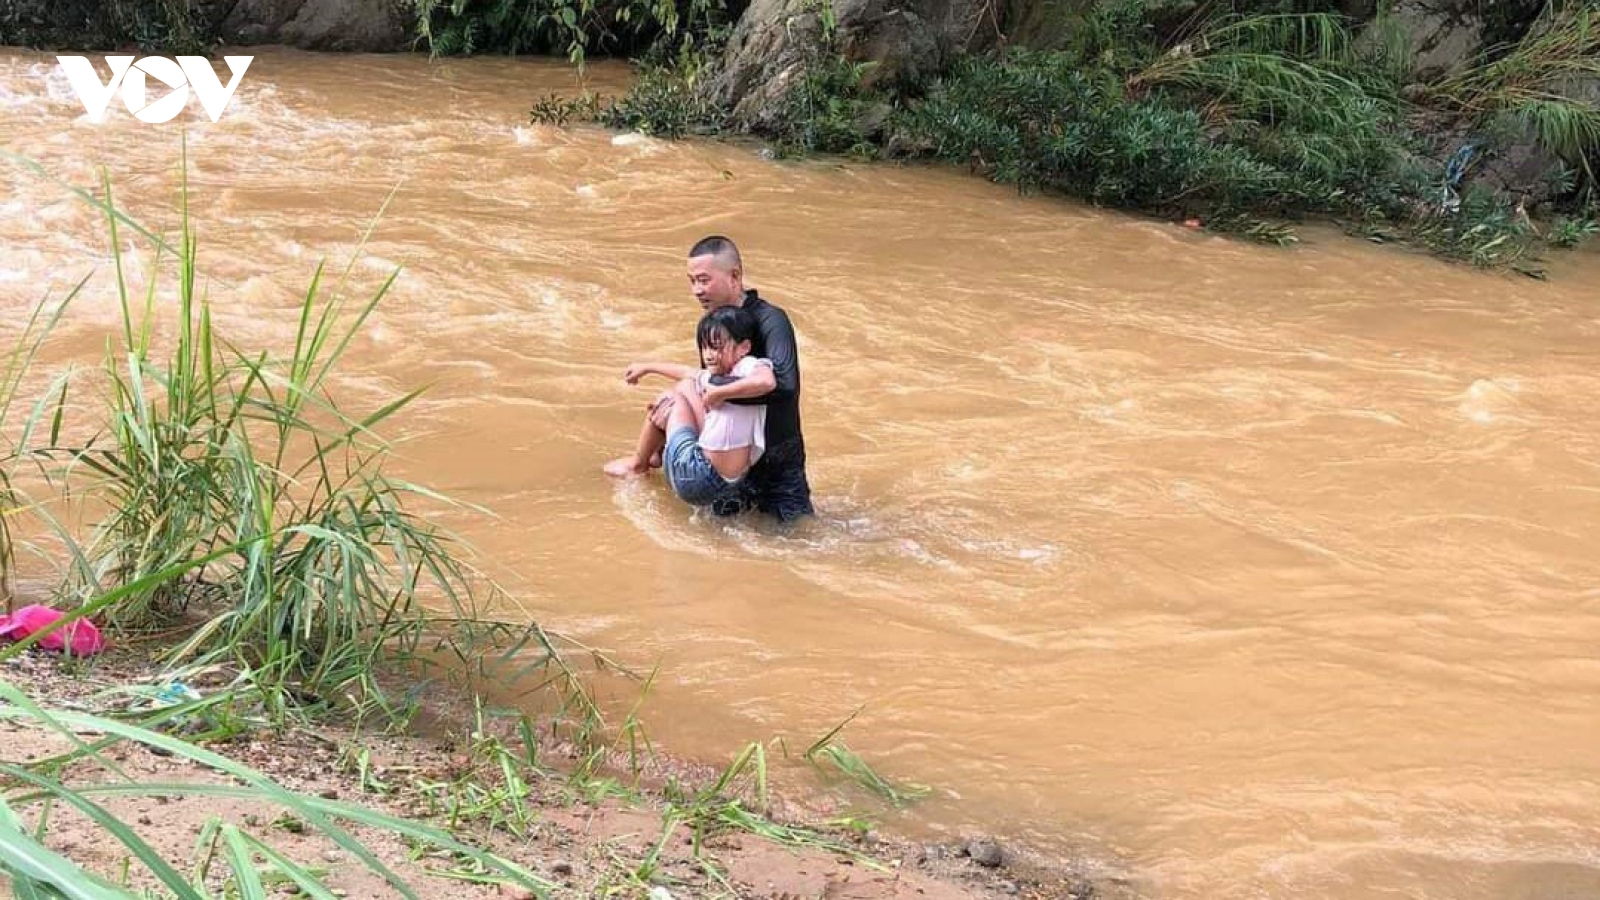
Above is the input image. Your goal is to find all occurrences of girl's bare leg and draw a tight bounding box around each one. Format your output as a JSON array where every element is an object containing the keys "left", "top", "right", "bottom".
[
  {"left": 603, "top": 390, "right": 674, "bottom": 478},
  {"left": 669, "top": 378, "right": 707, "bottom": 433}
]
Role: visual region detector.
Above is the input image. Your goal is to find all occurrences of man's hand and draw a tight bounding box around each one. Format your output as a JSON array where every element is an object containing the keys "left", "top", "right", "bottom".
[
  {"left": 623, "top": 362, "right": 651, "bottom": 385},
  {"left": 707, "top": 362, "right": 775, "bottom": 407}
]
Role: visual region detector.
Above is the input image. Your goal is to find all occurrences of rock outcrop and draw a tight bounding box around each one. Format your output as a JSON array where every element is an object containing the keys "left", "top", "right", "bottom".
[{"left": 215, "top": 0, "right": 414, "bottom": 52}]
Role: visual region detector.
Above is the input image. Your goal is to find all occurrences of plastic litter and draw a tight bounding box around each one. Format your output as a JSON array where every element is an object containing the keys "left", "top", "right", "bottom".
[
  {"left": 0, "top": 604, "right": 108, "bottom": 656},
  {"left": 153, "top": 681, "right": 202, "bottom": 707},
  {"left": 1440, "top": 143, "right": 1478, "bottom": 213}
]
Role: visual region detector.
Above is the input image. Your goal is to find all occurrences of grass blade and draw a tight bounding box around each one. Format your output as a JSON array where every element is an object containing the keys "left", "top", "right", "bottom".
[
  {"left": 0, "top": 766, "right": 204, "bottom": 900},
  {"left": 0, "top": 795, "right": 132, "bottom": 900}
]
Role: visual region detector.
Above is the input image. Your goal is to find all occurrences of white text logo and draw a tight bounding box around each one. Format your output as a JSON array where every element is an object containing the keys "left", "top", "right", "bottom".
[{"left": 56, "top": 56, "right": 253, "bottom": 123}]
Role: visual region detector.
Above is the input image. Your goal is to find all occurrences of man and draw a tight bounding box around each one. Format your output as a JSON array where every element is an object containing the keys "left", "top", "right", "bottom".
[{"left": 604, "top": 236, "right": 813, "bottom": 523}]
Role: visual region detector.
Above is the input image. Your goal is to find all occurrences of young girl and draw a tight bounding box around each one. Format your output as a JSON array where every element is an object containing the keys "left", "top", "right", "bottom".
[{"left": 625, "top": 306, "right": 775, "bottom": 508}]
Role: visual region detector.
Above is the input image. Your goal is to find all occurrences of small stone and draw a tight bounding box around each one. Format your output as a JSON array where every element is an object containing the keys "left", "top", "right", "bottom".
[
  {"left": 1001, "top": 880, "right": 1021, "bottom": 894},
  {"left": 966, "top": 837, "right": 1004, "bottom": 868},
  {"left": 323, "top": 850, "right": 343, "bottom": 863}
]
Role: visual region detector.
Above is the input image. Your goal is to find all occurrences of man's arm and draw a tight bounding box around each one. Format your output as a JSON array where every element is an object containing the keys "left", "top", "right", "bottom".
[
  {"left": 729, "top": 307, "right": 799, "bottom": 407},
  {"left": 704, "top": 360, "right": 776, "bottom": 407}
]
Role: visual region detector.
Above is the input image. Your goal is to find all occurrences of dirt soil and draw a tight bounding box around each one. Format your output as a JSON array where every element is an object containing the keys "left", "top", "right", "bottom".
[{"left": 0, "top": 648, "right": 1099, "bottom": 899}]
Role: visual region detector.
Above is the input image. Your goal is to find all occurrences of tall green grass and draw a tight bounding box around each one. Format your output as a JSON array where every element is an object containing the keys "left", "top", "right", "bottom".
[
  {"left": 1128, "top": 12, "right": 1390, "bottom": 131},
  {"left": 0, "top": 153, "right": 610, "bottom": 734},
  {"left": 18, "top": 175, "right": 432, "bottom": 707},
  {"left": 0, "top": 276, "right": 83, "bottom": 603},
  {"left": 0, "top": 157, "right": 600, "bottom": 897},
  {"left": 1434, "top": 4, "right": 1600, "bottom": 184},
  {"left": 798, "top": 711, "right": 930, "bottom": 808}
]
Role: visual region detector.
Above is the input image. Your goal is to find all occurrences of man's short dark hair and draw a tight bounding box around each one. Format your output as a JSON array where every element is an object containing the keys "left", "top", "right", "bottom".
[{"left": 689, "top": 235, "right": 742, "bottom": 270}]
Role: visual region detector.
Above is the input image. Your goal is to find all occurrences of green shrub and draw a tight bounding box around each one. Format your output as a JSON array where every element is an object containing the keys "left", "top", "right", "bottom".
[
  {"left": 1548, "top": 214, "right": 1599, "bottom": 248},
  {"left": 1402, "top": 188, "right": 1544, "bottom": 269},
  {"left": 592, "top": 64, "right": 727, "bottom": 136},
  {"left": 0, "top": 163, "right": 571, "bottom": 717},
  {"left": 1433, "top": 4, "right": 1600, "bottom": 188},
  {"left": 411, "top": 0, "right": 729, "bottom": 63},
  {"left": 886, "top": 12, "right": 1422, "bottom": 232},
  {"left": 900, "top": 50, "right": 1307, "bottom": 211},
  {"left": 0, "top": 0, "right": 212, "bottom": 52},
  {"left": 773, "top": 56, "right": 883, "bottom": 157}
]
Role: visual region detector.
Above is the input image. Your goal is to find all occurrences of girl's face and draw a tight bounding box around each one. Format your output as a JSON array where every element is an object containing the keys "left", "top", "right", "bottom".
[{"left": 700, "top": 329, "right": 749, "bottom": 375}]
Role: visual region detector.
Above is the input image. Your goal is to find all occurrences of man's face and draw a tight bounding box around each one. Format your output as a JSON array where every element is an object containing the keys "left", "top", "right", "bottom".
[{"left": 688, "top": 254, "right": 742, "bottom": 310}]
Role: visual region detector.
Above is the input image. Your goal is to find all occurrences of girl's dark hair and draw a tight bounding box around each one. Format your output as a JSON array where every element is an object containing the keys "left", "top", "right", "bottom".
[{"left": 696, "top": 305, "right": 758, "bottom": 352}]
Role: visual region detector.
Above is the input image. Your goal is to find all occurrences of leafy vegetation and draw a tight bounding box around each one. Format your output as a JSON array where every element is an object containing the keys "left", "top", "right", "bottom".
[
  {"left": 1431, "top": 3, "right": 1600, "bottom": 187},
  {"left": 0, "top": 0, "right": 212, "bottom": 53},
  {"left": 0, "top": 156, "right": 937, "bottom": 898},
  {"left": 586, "top": 1, "right": 1597, "bottom": 270},
  {"left": 0, "top": 155, "right": 601, "bottom": 729},
  {"left": 410, "top": 0, "right": 732, "bottom": 64},
  {"left": 0, "top": 188, "right": 565, "bottom": 891},
  {"left": 0, "top": 678, "right": 553, "bottom": 899}
]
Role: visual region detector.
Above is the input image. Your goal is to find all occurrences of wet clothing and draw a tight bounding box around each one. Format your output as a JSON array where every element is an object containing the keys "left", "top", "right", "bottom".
[
  {"left": 664, "top": 425, "right": 743, "bottom": 508},
  {"left": 697, "top": 357, "right": 769, "bottom": 465},
  {"left": 741, "top": 434, "right": 812, "bottom": 523},
  {"left": 709, "top": 290, "right": 814, "bottom": 522},
  {"left": 727, "top": 290, "right": 802, "bottom": 446}
]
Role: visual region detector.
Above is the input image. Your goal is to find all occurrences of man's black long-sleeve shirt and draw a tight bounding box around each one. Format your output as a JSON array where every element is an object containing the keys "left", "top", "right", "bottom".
[{"left": 711, "top": 289, "right": 803, "bottom": 447}]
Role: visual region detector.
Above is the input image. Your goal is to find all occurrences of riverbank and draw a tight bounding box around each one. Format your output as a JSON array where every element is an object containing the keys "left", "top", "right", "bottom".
[
  {"left": 9, "top": 40, "right": 1600, "bottom": 900},
  {"left": 0, "top": 134, "right": 1094, "bottom": 898},
  {"left": 1, "top": 643, "right": 1095, "bottom": 899},
  {"left": 7, "top": 1, "right": 1596, "bottom": 274}
]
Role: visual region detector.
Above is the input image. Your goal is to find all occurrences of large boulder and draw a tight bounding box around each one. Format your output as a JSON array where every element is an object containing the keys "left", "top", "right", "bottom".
[
  {"left": 209, "top": 0, "right": 299, "bottom": 45},
  {"left": 1474, "top": 77, "right": 1600, "bottom": 204},
  {"left": 705, "top": 0, "right": 1000, "bottom": 130},
  {"left": 1472, "top": 139, "right": 1568, "bottom": 205},
  {"left": 1386, "top": 0, "right": 1483, "bottom": 79},
  {"left": 217, "top": 0, "right": 413, "bottom": 51}
]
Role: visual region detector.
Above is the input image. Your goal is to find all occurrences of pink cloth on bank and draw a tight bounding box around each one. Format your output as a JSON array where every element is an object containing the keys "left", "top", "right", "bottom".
[{"left": 0, "top": 604, "right": 108, "bottom": 656}]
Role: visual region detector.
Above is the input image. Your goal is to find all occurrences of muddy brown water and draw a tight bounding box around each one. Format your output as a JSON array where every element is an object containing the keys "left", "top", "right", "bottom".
[{"left": 5, "top": 47, "right": 1600, "bottom": 900}]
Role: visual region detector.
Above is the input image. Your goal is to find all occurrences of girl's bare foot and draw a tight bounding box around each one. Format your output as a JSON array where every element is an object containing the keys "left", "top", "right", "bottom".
[{"left": 603, "top": 456, "right": 649, "bottom": 477}]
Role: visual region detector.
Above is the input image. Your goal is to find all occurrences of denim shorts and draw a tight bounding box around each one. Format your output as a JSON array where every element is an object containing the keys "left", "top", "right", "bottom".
[{"left": 664, "top": 426, "right": 741, "bottom": 508}]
